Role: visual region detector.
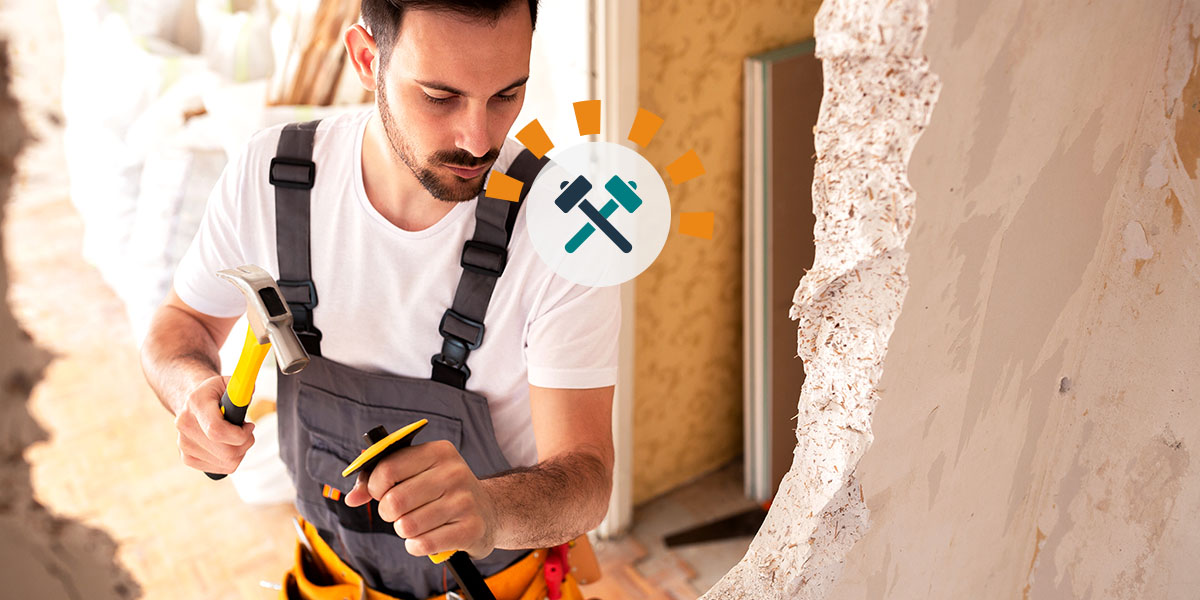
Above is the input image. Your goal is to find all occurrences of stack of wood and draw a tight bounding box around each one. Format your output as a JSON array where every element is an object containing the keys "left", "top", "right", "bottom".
[{"left": 270, "top": 0, "right": 373, "bottom": 106}]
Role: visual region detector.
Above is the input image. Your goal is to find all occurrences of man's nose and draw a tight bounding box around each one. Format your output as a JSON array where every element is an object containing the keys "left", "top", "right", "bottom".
[{"left": 455, "top": 103, "right": 491, "bottom": 159}]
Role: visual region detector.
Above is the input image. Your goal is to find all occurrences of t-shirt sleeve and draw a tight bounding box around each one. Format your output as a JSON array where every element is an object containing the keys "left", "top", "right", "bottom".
[
  {"left": 524, "top": 277, "right": 621, "bottom": 389},
  {"left": 172, "top": 148, "right": 253, "bottom": 318}
]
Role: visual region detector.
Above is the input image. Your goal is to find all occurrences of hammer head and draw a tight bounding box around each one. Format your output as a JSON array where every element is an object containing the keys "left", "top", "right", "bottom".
[
  {"left": 554, "top": 175, "right": 593, "bottom": 213},
  {"left": 216, "top": 265, "right": 310, "bottom": 375}
]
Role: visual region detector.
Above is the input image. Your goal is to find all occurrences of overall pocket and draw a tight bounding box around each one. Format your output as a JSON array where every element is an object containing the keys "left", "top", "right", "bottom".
[
  {"left": 281, "top": 359, "right": 527, "bottom": 598},
  {"left": 295, "top": 380, "right": 468, "bottom": 527},
  {"left": 293, "top": 382, "right": 465, "bottom": 598},
  {"left": 296, "top": 380, "right": 466, "bottom": 455}
]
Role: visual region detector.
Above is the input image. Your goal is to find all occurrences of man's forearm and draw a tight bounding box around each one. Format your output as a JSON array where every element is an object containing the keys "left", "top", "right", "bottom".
[
  {"left": 140, "top": 304, "right": 224, "bottom": 415},
  {"left": 482, "top": 448, "right": 612, "bottom": 550}
]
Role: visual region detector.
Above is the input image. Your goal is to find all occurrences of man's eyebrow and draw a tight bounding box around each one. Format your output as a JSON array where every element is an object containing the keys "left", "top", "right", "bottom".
[{"left": 414, "top": 75, "right": 529, "bottom": 97}]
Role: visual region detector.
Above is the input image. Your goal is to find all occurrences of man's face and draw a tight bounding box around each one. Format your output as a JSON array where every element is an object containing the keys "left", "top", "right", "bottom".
[{"left": 375, "top": 6, "right": 532, "bottom": 203}]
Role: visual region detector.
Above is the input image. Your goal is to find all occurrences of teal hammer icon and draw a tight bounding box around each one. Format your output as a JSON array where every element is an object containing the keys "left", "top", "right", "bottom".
[{"left": 561, "top": 175, "right": 644, "bottom": 253}]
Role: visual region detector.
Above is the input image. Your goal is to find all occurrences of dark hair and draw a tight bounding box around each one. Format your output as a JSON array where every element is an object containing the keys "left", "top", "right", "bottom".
[{"left": 362, "top": 0, "right": 538, "bottom": 68}]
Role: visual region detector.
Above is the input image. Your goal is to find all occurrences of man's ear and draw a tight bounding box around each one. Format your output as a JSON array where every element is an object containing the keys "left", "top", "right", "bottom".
[{"left": 344, "top": 24, "right": 380, "bottom": 91}]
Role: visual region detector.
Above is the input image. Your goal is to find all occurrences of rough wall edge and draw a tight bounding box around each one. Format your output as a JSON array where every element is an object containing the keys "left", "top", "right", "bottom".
[
  {"left": 702, "top": 0, "right": 940, "bottom": 597},
  {"left": 0, "top": 38, "right": 139, "bottom": 600}
]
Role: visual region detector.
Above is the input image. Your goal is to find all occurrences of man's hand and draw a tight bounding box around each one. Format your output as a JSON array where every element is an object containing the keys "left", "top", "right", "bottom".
[
  {"left": 343, "top": 440, "right": 499, "bottom": 559},
  {"left": 142, "top": 287, "right": 245, "bottom": 473},
  {"left": 173, "top": 374, "right": 256, "bottom": 474}
]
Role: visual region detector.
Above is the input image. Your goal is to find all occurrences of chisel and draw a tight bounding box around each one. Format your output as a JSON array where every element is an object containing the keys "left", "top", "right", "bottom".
[{"left": 342, "top": 421, "right": 497, "bottom": 600}]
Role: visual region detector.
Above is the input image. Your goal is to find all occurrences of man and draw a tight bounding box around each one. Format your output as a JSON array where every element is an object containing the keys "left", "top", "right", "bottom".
[{"left": 140, "top": 1, "right": 618, "bottom": 597}]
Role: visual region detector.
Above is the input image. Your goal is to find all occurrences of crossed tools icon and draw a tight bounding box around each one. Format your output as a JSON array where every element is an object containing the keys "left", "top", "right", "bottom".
[{"left": 554, "top": 174, "right": 644, "bottom": 254}]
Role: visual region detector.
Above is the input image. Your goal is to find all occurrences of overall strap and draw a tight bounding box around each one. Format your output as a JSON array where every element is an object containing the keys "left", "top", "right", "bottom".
[
  {"left": 271, "top": 120, "right": 324, "bottom": 356},
  {"left": 432, "top": 149, "right": 550, "bottom": 388}
]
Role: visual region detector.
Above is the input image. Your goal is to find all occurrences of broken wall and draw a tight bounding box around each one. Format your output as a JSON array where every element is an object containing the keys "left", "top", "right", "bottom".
[
  {"left": 0, "top": 39, "right": 138, "bottom": 600},
  {"left": 703, "top": 0, "right": 940, "bottom": 595},
  {"left": 830, "top": 0, "right": 1200, "bottom": 597}
]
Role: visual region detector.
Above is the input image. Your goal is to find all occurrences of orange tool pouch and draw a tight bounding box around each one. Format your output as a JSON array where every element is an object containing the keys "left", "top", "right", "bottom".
[{"left": 281, "top": 518, "right": 598, "bottom": 600}]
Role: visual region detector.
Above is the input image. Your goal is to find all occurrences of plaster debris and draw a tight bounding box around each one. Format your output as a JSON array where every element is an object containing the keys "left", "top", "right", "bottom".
[{"left": 702, "top": 0, "right": 939, "bottom": 597}]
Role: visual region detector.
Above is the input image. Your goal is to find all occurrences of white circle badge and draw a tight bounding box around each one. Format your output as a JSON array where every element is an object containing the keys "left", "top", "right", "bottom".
[{"left": 524, "top": 141, "right": 671, "bottom": 287}]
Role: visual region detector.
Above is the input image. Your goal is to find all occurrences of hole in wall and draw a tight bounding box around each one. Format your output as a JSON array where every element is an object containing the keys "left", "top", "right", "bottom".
[{"left": 704, "top": 0, "right": 941, "bottom": 595}]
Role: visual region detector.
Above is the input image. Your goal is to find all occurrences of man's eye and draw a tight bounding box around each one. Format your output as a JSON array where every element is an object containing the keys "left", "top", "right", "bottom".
[
  {"left": 496, "top": 92, "right": 519, "bottom": 102},
  {"left": 424, "top": 94, "right": 453, "bottom": 105}
]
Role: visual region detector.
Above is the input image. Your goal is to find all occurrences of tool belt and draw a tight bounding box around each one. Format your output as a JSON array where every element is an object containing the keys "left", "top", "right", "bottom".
[{"left": 282, "top": 518, "right": 598, "bottom": 600}]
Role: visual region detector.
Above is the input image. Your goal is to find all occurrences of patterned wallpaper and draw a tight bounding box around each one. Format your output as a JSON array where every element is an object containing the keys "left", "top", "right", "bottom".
[{"left": 634, "top": 0, "right": 823, "bottom": 503}]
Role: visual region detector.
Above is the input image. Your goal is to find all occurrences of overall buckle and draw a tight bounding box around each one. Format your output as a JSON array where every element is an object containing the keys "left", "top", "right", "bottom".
[
  {"left": 433, "top": 309, "right": 484, "bottom": 388},
  {"left": 460, "top": 240, "right": 507, "bottom": 277},
  {"left": 438, "top": 309, "right": 484, "bottom": 350},
  {"left": 278, "top": 279, "right": 321, "bottom": 354},
  {"left": 277, "top": 279, "right": 318, "bottom": 310},
  {"left": 431, "top": 338, "right": 472, "bottom": 387},
  {"left": 269, "top": 157, "right": 316, "bottom": 190}
]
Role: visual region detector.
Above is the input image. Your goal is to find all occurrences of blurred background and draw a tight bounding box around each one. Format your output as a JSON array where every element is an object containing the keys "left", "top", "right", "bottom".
[{"left": 0, "top": 0, "right": 820, "bottom": 598}]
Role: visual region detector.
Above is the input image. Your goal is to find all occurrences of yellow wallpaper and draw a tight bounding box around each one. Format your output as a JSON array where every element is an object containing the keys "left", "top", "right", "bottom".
[{"left": 634, "top": 0, "right": 823, "bottom": 503}]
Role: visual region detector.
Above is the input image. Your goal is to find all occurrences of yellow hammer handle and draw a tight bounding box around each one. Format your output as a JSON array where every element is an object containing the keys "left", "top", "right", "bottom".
[
  {"left": 207, "top": 327, "right": 271, "bottom": 481},
  {"left": 227, "top": 327, "right": 271, "bottom": 410}
]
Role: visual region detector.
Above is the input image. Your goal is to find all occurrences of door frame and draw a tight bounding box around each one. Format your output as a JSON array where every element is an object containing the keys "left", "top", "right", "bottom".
[{"left": 592, "top": 0, "right": 639, "bottom": 539}]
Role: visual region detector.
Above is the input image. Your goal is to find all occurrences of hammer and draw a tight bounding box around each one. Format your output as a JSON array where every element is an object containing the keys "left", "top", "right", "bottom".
[
  {"left": 564, "top": 175, "right": 644, "bottom": 254},
  {"left": 206, "top": 264, "right": 310, "bottom": 480},
  {"left": 554, "top": 175, "right": 633, "bottom": 254}
]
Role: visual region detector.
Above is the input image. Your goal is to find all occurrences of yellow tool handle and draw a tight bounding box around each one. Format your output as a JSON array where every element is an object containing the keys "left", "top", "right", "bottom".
[
  {"left": 340, "top": 420, "right": 462, "bottom": 565},
  {"left": 206, "top": 327, "right": 271, "bottom": 481},
  {"left": 227, "top": 326, "right": 271, "bottom": 411},
  {"left": 428, "top": 550, "right": 454, "bottom": 564}
]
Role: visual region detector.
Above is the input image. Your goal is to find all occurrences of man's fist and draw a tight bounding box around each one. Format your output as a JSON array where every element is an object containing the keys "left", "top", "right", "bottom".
[
  {"left": 344, "top": 440, "right": 500, "bottom": 559},
  {"left": 173, "top": 375, "right": 256, "bottom": 474}
]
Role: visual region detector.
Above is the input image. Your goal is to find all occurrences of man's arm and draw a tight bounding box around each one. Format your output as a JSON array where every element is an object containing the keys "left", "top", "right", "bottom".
[
  {"left": 345, "top": 384, "right": 614, "bottom": 558},
  {"left": 142, "top": 288, "right": 235, "bottom": 413},
  {"left": 141, "top": 288, "right": 254, "bottom": 474},
  {"left": 483, "top": 384, "right": 614, "bottom": 550}
]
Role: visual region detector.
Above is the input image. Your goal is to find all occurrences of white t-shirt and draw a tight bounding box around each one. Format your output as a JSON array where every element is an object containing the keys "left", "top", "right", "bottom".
[{"left": 174, "top": 108, "right": 620, "bottom": 468}]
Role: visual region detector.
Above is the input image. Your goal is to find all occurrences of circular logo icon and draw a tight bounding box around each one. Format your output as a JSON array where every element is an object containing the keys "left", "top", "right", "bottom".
[{"left": 525, "top": 141, "right": 671, "bottom": 287}]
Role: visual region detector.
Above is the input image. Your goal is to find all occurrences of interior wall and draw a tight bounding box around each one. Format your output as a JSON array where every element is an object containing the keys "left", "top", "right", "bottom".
[
  {"left": 0, "top": 39, "right": 138, "bottom": 600},
  {"left": 830, "top": 0, "right": 1200, "bottom": 597},
  {"left": 634, "top": 0, "right": 823, "bottom": 503}
]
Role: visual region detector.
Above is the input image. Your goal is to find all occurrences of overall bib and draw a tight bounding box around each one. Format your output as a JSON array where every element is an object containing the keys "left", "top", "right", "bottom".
[{"left": 268, "top": 121, "right": 549, "bottom": 599}]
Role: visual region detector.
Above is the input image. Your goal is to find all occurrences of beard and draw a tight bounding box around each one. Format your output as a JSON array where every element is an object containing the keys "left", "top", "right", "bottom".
[{"left": 376, "top": 81, "right": 500, "bottom": 203}]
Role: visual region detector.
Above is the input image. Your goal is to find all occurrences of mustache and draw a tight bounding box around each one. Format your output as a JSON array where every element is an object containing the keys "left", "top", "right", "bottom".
[{"left": 431, "top": 148, "right": 500, "bottom": 168}]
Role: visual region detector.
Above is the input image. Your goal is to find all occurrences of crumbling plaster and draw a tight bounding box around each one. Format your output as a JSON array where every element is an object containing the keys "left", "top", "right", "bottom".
[
  {"left": 704, "top": 0, "right": 940, "bottom": 596},
  {"left": 706, "top": 0, "right": 1200, "bottom": 597},
  {"left": 0, "top": 40, "right": 138, "bottom": 600},
  {"left": 828, "top": 0, "right": 1200, "bottom": 598}
]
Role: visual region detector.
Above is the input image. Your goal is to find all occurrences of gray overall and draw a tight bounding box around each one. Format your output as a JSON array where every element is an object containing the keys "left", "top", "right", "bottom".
[{"left": 267, "top": 120, "right": 548, "bottom": 599}]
